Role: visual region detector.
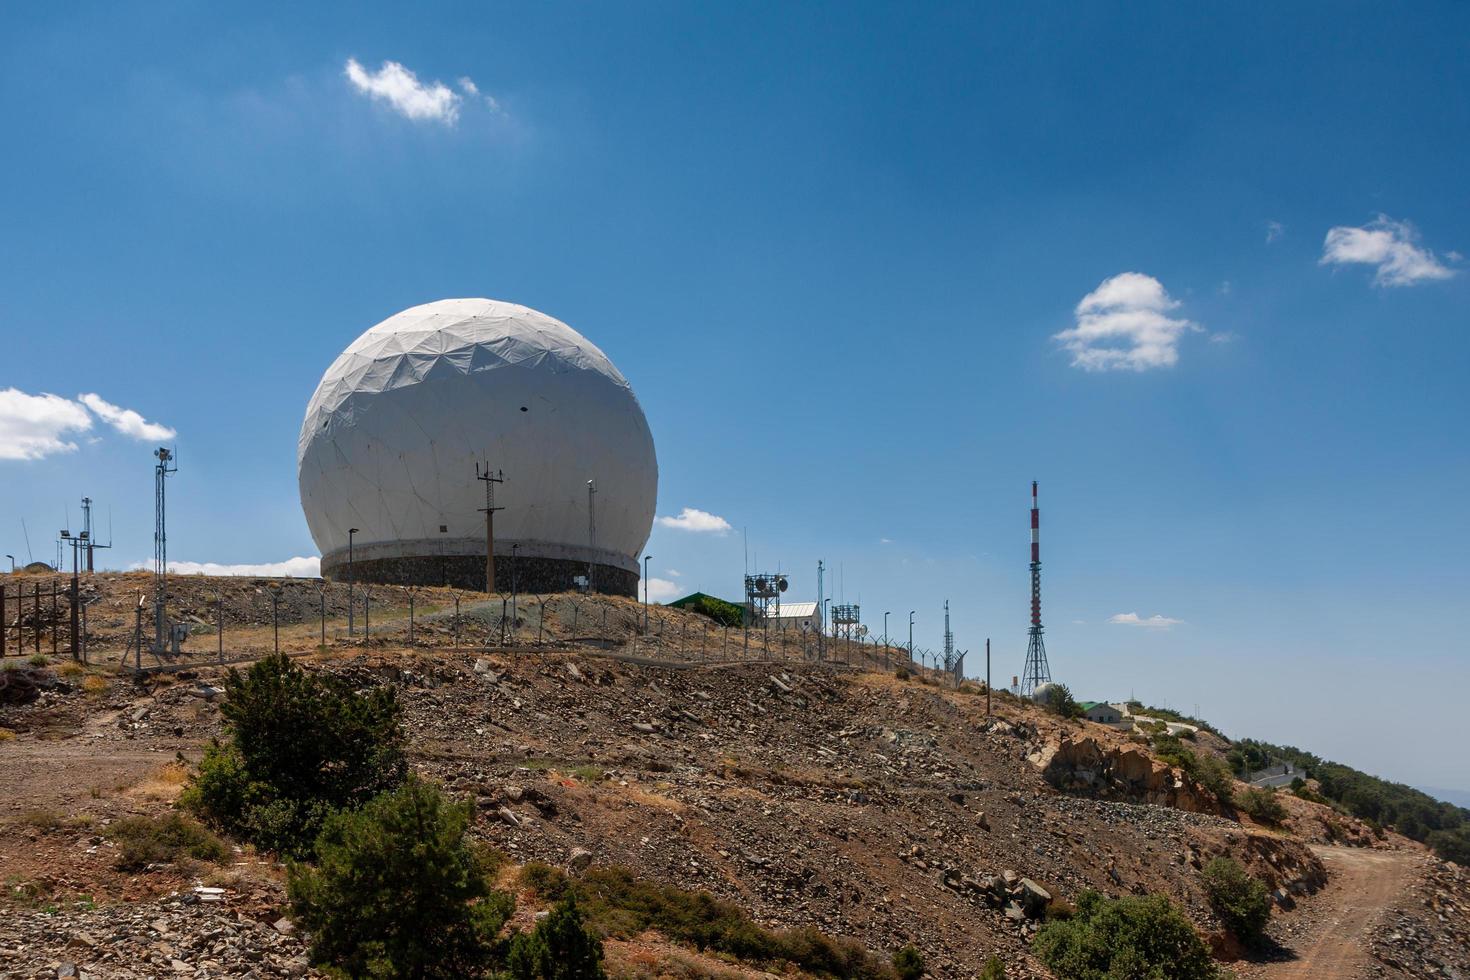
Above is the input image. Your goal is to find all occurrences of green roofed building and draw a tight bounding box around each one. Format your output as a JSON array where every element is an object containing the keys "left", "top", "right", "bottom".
[{"left": 667, "top": 592, "right": 745, "bottom": 628}]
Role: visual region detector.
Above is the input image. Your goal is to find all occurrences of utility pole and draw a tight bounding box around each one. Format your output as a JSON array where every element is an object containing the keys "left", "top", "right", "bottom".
[
  {"left": 586, "top": 480, "right": 597, "bottom": 592},
  {"left": 986, "top": 637, "right": 991, "bottom": 716},
  {"left": 475, "top": 463, "right": 505, "bottom": 594},
  {"left": 908, "top": 610, "right": 915, "bottom": 667}
]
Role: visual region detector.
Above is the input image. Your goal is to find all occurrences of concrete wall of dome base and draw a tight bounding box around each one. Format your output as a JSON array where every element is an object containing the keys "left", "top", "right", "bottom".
[{"left": 320, "top": 553, "right": 638, "bottom": 598}]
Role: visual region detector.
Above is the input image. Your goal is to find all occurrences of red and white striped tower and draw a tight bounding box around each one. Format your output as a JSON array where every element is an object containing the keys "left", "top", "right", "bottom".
[{"left": 1020, "top": 480, "right": 1051, "bottom": 696}]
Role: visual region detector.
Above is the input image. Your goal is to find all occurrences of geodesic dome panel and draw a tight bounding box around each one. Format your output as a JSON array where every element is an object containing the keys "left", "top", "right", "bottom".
[{"left": 297, "top": 298, "right": 658, "bottom": 576}]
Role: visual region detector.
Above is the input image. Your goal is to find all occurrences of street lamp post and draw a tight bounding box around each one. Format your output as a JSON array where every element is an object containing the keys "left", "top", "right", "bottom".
[
  {"left": 5, "top": 555, "right": 13, "bottom": 573},
  {"left": 908, "top": 611, "right": 915, "bottom": 667},
  {"left": 347, "top": 527, "right": 359, "bottom": 636},
  {"left": 642, "top": 554, "right": 652, "bottom": 633}
]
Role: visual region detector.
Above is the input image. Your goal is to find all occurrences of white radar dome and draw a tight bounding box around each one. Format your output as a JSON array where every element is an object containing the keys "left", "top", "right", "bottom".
[{"left": 297, "top": 298, "right": 658, "bottom": 596}]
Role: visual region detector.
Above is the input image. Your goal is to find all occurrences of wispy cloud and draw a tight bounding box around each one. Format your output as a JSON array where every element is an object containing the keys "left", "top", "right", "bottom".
[
  {"left": 656, "top": 507, "right": 732, "bottom": 534},
  {"left": 139, "top": 556, "right": 322, "bottom": 578},
  {"left": 1054, "top": 273, "right": 1200, "bottom": 371},
  {"left": 1108, "top": 612, "right": 1183, "bottom": 629},
  {"left": 665, "top": 569, "right": 682, "bottom": 578},
  {"left": 78, "top": 393, "right": 175, "bottom": 442},
  {"left": 1266, "top": 220, "right": 1285, "bottom": 244},
  {"left": 0, "top": 388, "right": 94, "bottom": 461},
  {"left": 345, "top": 58, "right": 463, "bottom": 124},
  {"left": 1320, "top": 215, "right": 1457, "bottom": 287},
  {"left": 646, "top": 577, "right": 683, "bottom": 602}
]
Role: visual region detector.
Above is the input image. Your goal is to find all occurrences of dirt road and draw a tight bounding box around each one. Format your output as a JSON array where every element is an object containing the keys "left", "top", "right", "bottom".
[{"left": 1245, "top": 845, "right": 1418, "bottom": 980}]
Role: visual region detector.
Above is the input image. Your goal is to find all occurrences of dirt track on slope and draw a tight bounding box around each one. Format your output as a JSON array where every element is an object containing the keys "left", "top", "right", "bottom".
[{"left": 1243, "top": 845, "right": 1417, "bottom": 980}]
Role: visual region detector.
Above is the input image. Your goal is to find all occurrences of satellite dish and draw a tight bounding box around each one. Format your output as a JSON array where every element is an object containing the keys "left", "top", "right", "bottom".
[{"left": 777, "top": 577, "right": 788, "bottom": 592}]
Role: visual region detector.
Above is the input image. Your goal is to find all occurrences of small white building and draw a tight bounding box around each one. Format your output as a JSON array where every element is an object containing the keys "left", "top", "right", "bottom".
[
  {"left": 761, "top": 601, "right": 821, "bottom": 632},
  {"left": 1079, "top": 701, "right": 1124, "bottom": 724}
]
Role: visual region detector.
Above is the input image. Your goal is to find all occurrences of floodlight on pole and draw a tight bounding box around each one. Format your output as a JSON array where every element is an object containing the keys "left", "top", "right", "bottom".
[
  {"left": 348, "top": 527, "right": 359, "bottom": 636},
  {"left": 642, "top": 554, "right": 652, "bottom": 632}
]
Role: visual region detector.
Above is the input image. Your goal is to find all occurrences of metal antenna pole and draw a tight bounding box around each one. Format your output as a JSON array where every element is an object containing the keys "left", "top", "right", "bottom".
[
  {"left": 1020, "top": 480, "right": 1052, "bottom": 696},
  {"left": 475, "top": 463, "right": 504, "bottom": 595},
  {"left": 152, "top": 448, "right": 176, "bottom": 654},
  {"left": 586, "top": 480, "right": 597, "bottom": 592}
]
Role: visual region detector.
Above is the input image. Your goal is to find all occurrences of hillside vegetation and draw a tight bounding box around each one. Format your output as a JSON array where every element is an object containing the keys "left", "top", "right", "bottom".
[{"left": 1238, "top": 739, "right": 1469, "bottom": 864}]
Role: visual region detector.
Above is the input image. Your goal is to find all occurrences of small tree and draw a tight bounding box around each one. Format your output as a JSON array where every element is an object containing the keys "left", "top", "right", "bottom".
[
  {"left": 287, "top": 776, "right": 513, "bottom": 979},
  {"left": 507, "top": 895, "right": 606, "bottom": 979},
  {"left": 980, "top": 954, "right": 1007, "bottom": 979},
  {"left": 1033, "top": 890, "right": 1218, "bottom": 980},
  {"left": 183, "top": 653, "right": 406, "bottom": 854},
  {"left": 1201, "top": 857, "right": 1271, "bottom": 944},
  {"left": 1048, "top": 683, "right": 1083, "bottom": 719}
]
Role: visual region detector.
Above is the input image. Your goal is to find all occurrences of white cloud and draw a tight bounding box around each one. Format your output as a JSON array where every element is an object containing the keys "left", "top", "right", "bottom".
[
  {"left": 665, "top": 569, "right": 682, "bottom": 577},
  {"left": 1320, "top": 215, "right": 1456, "bottom": 287},
  {"left": 1108, "top": 612, "right": 1183, "bottom": 629},
  {"left": 78, "top": 393, "right": 176, "bottom": 442},
  {"left": 345, "top": 58, "right": 462, "bottom": 124},
  {"left": 646, "top": 577, "right": 683, "bottom": 602},
  {"left": 1053, "top": 273, "right": 1201, "bottom": 371},
  {"left": 0, "top": 388, "right": 94, "bottom": 461},
  {"left": 137, "top": 556, "right": 322, "bottom": 578},
  {"left": 655, "top": 507, "right": 733, "bottom": 534},
  {"left": 457, "top": 77, "right": 479, "bottom": 96},
  {"left": 1266, "top": 220, "right": 1285, "bottom": 244}
]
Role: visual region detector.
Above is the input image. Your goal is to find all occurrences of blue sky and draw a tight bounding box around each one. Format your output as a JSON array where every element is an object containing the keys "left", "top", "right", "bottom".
[{"left": 2, "top": 3, "right": 1467, "bottom": 793}]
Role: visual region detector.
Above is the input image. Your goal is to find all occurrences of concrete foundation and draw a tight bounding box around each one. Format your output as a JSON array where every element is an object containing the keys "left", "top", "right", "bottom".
[{"left": 320, "top": 553, "right": 638, "bottom": 597}]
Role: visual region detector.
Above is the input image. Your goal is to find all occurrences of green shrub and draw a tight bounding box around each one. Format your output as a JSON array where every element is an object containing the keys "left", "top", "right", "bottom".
[
  {"left": 1152, "top": 735, "right": 1235, "bottom": 804},
  {"left": 894, "top": 667, "right": 911, "bottom": 681},
  {"left": 507, "top": 895, "right": 605, "bottom": 979},
  {"left": 108, "top": 812, "right": 229, "bottom": 871},
  {"left": 679, "top": 595, "right": 744, "bottom": 628},
  {"left": 893, "top": 945, "right": 925, "bottom": 979},
  {"left": 552, "top": 864, "right": 891, "bottom": 976},
  {"left": 980, "top": 955, "right": 1006, "bottom": 980},
  {"left": 1032, "top": 890, "right": 1218, "bottom": 980},
  {"left": 1427, "top": 825, "right": 1470, "bottom": 865},
  {"left": 182, "top": 653, "right": 406, "bottom": 855},
  {"left": 1238, "top": 787, "right": 1288, "bottom": 825},
  {"left": 519, "top": 861, "right": 573, "bottom": 902},
  {"left": 1201, "top": 857, "right": 1271, "bottom": 943},
  {"left": 287, "top": 776, "right": 514, "bottom": 979}
]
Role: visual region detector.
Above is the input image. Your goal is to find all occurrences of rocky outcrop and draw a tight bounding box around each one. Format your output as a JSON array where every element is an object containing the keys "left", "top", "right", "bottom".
[{"left": 1031, "top": 736, "right": 1220, "bottom": 813}]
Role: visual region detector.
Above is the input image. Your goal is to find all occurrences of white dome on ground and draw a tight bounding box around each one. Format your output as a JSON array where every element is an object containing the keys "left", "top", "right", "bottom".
[
  {"left": 1031, "top": 682, "right": 1061, "bottom": 706},
  {"left": 297, "top": 298, "right": 658, "bottom": 595}
]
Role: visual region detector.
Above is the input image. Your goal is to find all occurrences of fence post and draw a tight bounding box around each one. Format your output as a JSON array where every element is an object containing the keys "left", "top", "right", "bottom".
[
  {"left": 453, "top": 594, "right": 460, "bottom": 650},
  {"left": 52, "top": 581, "right": 59, "bottom": 657},
  {"left": 537, "top": 597, "right": 545, "bottom": 645},
  {"left": 319, "top": 589, "right": 326, "bottom": 647},
  {"left": 35, "top": 581, "right": 41, "bottom": 653},
  {"left": 81, "top": 600, "right": 88, "bottom": 664},
  {"left": 218, "top": 593, "right": 224, "bottom": 664},
  {"left": 1, "top": 584, "right": 6, "bottom": 657},
  {"left": 409, "top": 591, "right": 415, "bottom": 645},
  {"left": 364, "top": 592, "right": 370, "bottom": 640},
  {"left": 272, "top": 589, "right": 280, "bottom": 654}
]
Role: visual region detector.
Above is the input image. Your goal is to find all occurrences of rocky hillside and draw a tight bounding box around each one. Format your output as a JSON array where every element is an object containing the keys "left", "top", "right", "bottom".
[{"left": 2, "top": 574, "right": 1466, "bottom": 978}]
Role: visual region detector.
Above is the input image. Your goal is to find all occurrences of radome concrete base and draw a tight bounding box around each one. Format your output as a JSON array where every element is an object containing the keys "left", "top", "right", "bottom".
[{"left": 320, "top": 553, "right": 638, "bottom": 598}]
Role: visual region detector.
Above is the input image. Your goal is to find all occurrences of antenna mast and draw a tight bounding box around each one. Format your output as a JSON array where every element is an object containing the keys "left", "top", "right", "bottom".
[
  {"left": 586, "top": 480, "right": 597, "bottom": 592},
  {"left": 153, "top": 447, "right": 177, "bottom": 653},
  {"left": 475, "top": 463, "right": 505, "bottom": 594},
  {"left": 1020, "top": 480, "right": 1052, "bottom": 696}
]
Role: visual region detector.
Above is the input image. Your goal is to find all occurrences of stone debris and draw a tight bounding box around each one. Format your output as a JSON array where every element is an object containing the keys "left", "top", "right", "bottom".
[{"left": 0, "top": 890, "right": 316, "bottom": 979}]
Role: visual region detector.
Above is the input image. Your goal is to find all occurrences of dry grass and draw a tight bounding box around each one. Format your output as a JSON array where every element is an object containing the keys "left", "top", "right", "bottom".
[
  {"left": 58, "top": 661, "right": 85, "bottom": 678},
  {"left": 127, "top": 762, "right": 192, "bottom": 801},
  {"left": 81, "top": 674, "right": 108, "bottom": 696},
  {"left": 0, "top": 728, "right": 15, "bottom": 742}
]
